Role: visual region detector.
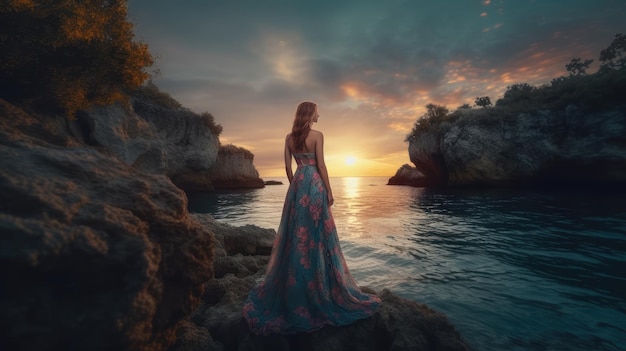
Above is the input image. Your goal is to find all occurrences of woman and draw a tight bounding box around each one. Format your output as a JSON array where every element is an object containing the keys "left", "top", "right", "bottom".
[{"left": 242, "top": 101, "right": 380, "bottom": 335}]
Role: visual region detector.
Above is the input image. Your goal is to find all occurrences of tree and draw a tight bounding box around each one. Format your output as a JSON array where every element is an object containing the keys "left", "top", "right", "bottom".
[
  {"left": 424, "top": 103, "right": 449, "bottom": 122},
  {"left": 0, "top": 0, "right": 154, "bottom": 116},
  {"left": 565, "top": 57, "right": 594, "bottom": 76},
  {"left": 496, "top": 83, "right": 536, "bottom": 106},
  {"left": 599, "top": 33, "right": 626, "bottom": 70},
  {"left": 406, "top": 103, "right": 449, "bottom": 141},
  {"left": 475, "top": 96, "right": 492, "bottom": 108}
]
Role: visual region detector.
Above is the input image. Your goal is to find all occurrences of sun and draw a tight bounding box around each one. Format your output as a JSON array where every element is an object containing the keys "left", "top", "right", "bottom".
[{"left": 345, "top": 156, "right": 356, "bottom": 166}]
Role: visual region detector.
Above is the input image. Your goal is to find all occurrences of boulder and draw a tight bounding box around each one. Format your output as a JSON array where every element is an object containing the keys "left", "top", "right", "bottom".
[
  {"left": 388, "top": 164, "right": 429, "bottom": 187},
  {"left": 0, "top": 99, "right": 215, "bottom": 351}
]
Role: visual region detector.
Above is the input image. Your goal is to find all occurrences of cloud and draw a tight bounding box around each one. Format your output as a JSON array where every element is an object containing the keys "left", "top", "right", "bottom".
[{"left": 128, "top": 0, "right": 626, "bottom": 176}]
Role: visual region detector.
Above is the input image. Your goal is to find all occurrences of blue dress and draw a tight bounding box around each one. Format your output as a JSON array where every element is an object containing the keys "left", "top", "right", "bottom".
[{"left": 242, "top": 153, "right": 380, "bottom": 335}]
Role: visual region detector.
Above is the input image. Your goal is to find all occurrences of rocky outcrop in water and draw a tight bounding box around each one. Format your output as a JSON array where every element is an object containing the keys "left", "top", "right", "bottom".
[
  {"left": 171, "top": 214, "right": 471, "bottom": 351},
  {"left": 401, "top": 105, "right": 626, "bottom": 188},
  {"left": 0, "top": 99, "right": 215, "bottom": 351},
  {"left": 209, "top": 144, "right": 265, "bottom": 190},
  {"left": 387, "top": 164, "right": 429, "bottom": 187}
]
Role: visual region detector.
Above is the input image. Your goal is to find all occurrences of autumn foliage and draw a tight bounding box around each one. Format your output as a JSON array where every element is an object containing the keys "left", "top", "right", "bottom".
[{"left": 0, "top": 0, "right": 153, "bottom": 116}]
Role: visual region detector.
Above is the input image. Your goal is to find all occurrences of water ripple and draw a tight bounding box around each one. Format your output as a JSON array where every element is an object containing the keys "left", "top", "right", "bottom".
[{"left": 188, "top": 178, "right": 626, "bottom": 351}]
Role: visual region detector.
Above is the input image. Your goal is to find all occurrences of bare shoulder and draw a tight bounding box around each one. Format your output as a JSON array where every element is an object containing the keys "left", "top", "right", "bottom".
[{"left": 309, "top": 129, "right": 323, "bottom": 138}]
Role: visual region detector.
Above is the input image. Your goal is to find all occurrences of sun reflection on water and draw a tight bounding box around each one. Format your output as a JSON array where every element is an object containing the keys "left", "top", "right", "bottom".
[{"left": 334, "top": 177, "right": 364, "bottom": 238}]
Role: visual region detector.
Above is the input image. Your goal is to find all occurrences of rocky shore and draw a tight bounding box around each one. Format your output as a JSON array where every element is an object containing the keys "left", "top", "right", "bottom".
[
  {"left": 175, "top": 214, "right": 471, "bottom": 351},
  {"left": 0, "top": 98, "right": 471, "bottom": 350},
  {"left": 390, "top": 104, "right": 626, "bottom": 188}
]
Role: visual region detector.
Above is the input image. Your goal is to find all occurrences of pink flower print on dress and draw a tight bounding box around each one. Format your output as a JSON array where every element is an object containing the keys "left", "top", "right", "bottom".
[
  {"left": 299, "top": 194, "right": 310, "bottom": 208},
  {"left": 242, "top": 302, "right": 256, "bottom": 315},
  {"left": 310, "top": 203, "right": 322, "bottom": 222},
  {"left": 324, "top": 218, "right": 334, "bottom": 234},
  {"left": 331, "top": 286, "right": 345, "bottom": 304},
  {"left": 286, "top": 267, "right": 297, "bottom": 286},
  {"left": 296, "top": 226, "right": 308, "bottom": 240},
  {"left": 263, "top": 316, "right": 287, "bottom": 334},
  {"left": 296, "top": 227, "right": 312, "bottom": 268},
  {"left": 295, "top": 306, "right": 312, "bottom": 320},
  {"left": 299, "top": 255, "right": 311, "bottom": 269},
  {"left": 287, "top": 274, "right": 296, "bottom": 286}
]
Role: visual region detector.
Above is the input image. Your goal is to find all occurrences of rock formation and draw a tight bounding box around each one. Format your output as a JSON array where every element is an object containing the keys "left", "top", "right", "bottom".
[
  {"left": 387, "top": 164, "right": 429, "bottom": 187},
  {"left": 67, "top": 85, "right": 266, "bottom": 192},
  {"left": 399, "top": 105, "right": 626, "bottom": 188},
  {"left": 170, "top": 214, "right": 472, "bottom": 351},
  {"left": 0, "top": 99, "right": 214, "bottom": 351},
  {"left": 209, "top": 144, "right": 265, "bottom": 190}
]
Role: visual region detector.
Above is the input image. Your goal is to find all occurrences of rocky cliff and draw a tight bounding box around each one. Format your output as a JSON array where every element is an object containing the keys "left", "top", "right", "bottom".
[
  {"left": 70, "top": 84, "right": 263, "bottom": 192},
  {"left": 397, "top": 104, "right": 626, "bottom": 188},
  {"left": 0, "top": 99, "right": 215, "bottom": 350},
  {"left": 209, "top": 144, "right": 265, "bottom": 190}
]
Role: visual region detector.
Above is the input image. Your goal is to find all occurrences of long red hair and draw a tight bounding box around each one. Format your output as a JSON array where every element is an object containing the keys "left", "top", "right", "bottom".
[{"left": 290, "top": 101, "right": 317, "bottom": 151}]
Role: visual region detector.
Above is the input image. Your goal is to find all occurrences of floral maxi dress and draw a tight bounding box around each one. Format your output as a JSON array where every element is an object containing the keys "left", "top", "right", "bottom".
[{"left": 242, "top": 152, "right": 381, "bottom": 335}]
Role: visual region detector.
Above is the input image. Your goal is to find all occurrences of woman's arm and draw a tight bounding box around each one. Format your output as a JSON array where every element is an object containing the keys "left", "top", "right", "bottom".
[
  {"left": 284, "top": 134, "right": 293, "bottom": 183},
  {"left": 314, "top": 132, "right": 334, "bottom": 206}
]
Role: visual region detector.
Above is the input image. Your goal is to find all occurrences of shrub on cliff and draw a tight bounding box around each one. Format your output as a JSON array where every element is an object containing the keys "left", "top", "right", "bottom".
[
  {"left": 0, "top": 0, "right": 153, "bottom": 117},
  {"left": 199, "top": 112, "right": 223, "bottom": 136},
  {"left": 133, "top": 81, "right": 182, "bottom": 110},
  {"left": 406, "top": 104, "right": 451, "bottom": 141},
  {"left": 220, "top": 144, "right": 255, "bottom": 160},
  {"left": 132, "top": 82, "right": 224, "bottom": 136},
  {"left": 406, "top": 33, "right": 626, "bottom": 142}
]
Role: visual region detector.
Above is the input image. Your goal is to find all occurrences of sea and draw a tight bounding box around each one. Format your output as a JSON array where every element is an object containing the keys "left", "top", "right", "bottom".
[{"left": 187, "top": 176, "right": 626, "bottom": 351}]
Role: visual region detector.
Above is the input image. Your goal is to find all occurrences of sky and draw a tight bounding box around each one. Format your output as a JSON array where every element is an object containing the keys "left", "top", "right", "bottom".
[{"left": 127, "top": 0, "right": 625, "bottom": 177}]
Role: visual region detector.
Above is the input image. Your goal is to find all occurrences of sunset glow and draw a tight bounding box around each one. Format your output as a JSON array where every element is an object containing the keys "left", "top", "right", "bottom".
[{"left": 128, "top": 1, "right": 625, "bottom": 178}]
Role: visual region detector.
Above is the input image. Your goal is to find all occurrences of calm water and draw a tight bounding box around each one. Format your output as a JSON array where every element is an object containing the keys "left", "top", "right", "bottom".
[{"left": 187, "top": 177, "right": 626, "bottom": 351}]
